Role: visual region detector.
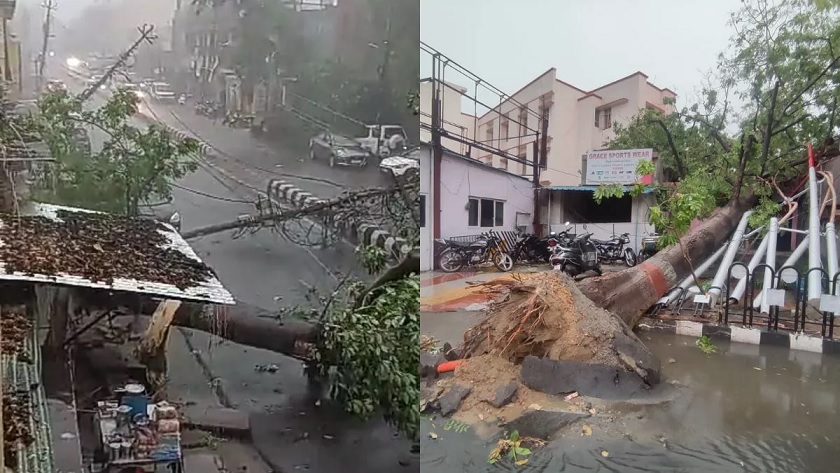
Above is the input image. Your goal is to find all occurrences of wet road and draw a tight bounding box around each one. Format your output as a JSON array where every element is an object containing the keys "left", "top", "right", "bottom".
[
  {"left": 137, "top": 98, "right": 394, "bottom": 199},
  {"left": 421, "top": 331, "right": 840, "bottom": 473}
]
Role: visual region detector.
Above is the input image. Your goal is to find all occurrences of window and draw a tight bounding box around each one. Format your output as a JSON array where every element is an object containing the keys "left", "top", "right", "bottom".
[
  {"left": 518, "top": 145, "right": 528, "bottom": 175},
  {"left": 594, "top": 110, "right": 600, "bottom": 127},
  {"left": 518, "top": 107, "right": 528, "bottom": 136},
  {"left": 602, "top": 107, "right": 612, "bottom": 129},
  {"left": 485, "top": 121, "right": 494, "bottom": 145},
  {"left": 499, "top": 157, "right": 508, "bottom": 170},
  {"left": 501, "top": 115, "right": 510, "bottom": 140},
  {"left": 468, "top": 198, "right": 505, "bottom": 227},
  {"left": 419, "top": 195, "right": 426, "bottom": 228}
]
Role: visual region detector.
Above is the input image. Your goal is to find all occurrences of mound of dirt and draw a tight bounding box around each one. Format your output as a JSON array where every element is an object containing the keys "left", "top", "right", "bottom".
[{"left": 461, "top": 271, "right": 661, "bottom": 388}]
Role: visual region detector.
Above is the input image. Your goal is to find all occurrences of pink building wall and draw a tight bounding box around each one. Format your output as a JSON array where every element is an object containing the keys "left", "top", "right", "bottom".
[{"left": 438, "top": 152, "right": 534, "bottom": 238}]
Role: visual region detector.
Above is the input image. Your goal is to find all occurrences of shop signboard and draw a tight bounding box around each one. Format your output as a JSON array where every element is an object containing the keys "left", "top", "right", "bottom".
[{"left": 584, "top": 148, "right": 654, "bottom": 185}]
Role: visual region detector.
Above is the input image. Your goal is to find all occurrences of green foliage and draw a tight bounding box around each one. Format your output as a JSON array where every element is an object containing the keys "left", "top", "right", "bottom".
[
  {"left": 313, "top": 252, "right": 419, "bottom": 440},
  {"left": 696, "top": 335, "right": 717, "bottom": 354},
  {"left": 488, "top": 430, "right": 540, "bottom": 467},
  {"left": 606, "top": 0, "right": 840, "bottom": 249},
  {"left": 34, "top": 89, "right": 199, "bottom": 214},
  {"left": 358, "top": 244, "right": 388, "bottom": 275}
]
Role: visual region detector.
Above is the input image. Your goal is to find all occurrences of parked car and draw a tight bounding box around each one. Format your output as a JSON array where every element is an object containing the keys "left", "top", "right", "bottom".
[
  {"left": 308, "top": 131, "right": 372, "bottom": 167},
  {"left": 380, "top": 148, "right": 419, "bottom": 176},
  {"left": 151, "top": 82, "right": 176, "bottom": 101},
  {"left": 45, "top": 80, "right": 68, "bottom": 93}
]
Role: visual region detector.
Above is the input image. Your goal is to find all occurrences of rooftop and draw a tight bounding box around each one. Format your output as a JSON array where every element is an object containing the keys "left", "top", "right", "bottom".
[{"left": 0, "top": 203, "right": 235, "bottom": 305}]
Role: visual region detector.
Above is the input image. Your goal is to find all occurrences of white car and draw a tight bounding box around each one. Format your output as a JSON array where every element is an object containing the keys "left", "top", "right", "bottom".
[{"left": 379, "top": 150, "right": 419, "bottom": 176}]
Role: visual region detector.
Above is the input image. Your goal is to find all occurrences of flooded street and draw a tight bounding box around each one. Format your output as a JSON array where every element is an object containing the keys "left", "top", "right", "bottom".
[{"left": 421, "top": 332, "right": 840, "bottom": 472}]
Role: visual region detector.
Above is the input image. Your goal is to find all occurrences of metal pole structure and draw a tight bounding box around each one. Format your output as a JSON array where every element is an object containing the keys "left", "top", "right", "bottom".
[
  {"left": 753, "top": 238, "right": 810, "bottom": 308},
  {"left": 807, "top": 143, "right": 823, "bottom": 302},
  {"left": 659, "top": 244, "right": 728, "bottom": 306},
  {"left": 707, "top": 211, "right": 754, "bottom": 303},
  {"left": 825, "top": 221, "right": 838, "bottom": 282},
  {"left": 759, "top": 217, "right": 780, "bottom": 314},
  {"left": 728, "top": 232, "right": 771, "bottom": 304}
]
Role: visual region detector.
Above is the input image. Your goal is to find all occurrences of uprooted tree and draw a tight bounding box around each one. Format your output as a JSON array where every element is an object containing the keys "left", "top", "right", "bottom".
[{"left": 581, "top": 0, "right": 840, "bottom": 327}]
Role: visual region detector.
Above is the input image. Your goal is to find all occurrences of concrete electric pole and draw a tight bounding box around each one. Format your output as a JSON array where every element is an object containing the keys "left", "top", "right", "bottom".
[{"left": 37, "top": 0, "right": 56, "bottom": 91}]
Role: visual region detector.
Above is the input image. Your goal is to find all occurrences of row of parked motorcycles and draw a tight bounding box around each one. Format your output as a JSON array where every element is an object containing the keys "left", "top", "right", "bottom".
[{"left": 436, "top": 225, "right": 661, "bottom": 278}]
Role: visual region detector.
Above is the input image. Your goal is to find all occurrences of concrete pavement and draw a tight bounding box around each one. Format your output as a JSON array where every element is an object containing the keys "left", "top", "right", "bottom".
[{"left": 58, "top": 71, "right": 418, "bottom": 471}]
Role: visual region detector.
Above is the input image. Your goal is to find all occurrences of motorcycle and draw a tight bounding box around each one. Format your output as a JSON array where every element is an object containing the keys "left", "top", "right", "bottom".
[
  {"left": 637, "top": 232, "right": 661, "bottom": 263},
  {"left": 437, "top": 230, "right": 514, "bottom": 272},
  {"left": 177, "top": 94, "right": 187, "bottom": 105},
  {"left": 511, "top": 233, "right": 553, "bottom": 264},
  {"left": 194, "top": 100, "right": 219, "bottom": 117},
  {"left": 592, "top": 232, "right": 637, "bottom": 267},
  {"left": 549, "top": 232, "right": 602, "bottom": 277}
]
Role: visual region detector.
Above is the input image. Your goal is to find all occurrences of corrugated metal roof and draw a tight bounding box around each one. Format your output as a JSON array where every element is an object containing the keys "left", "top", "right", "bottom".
[
  {"left": 0, "top": 203, "right": 235, "bottom": 305},
  {"left": 544, "top": 185, "right": 655, "bottom": 194},
  {"left": 4, "top": 327, "right": 54, "bottom": 473}
]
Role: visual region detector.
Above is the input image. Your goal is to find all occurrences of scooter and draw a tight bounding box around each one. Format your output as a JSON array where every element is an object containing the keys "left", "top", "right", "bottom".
[
  {"left": 177, "top": 94, "right": 187, "bottom": 105},
  {"left": 549, "top": 232, "right": 602, "bottom": 277}
]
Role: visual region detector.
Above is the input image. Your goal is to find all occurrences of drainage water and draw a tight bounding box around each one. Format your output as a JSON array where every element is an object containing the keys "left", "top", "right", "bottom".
[{"left": 421, "top": 332, "right": 840, "bottom": 472}]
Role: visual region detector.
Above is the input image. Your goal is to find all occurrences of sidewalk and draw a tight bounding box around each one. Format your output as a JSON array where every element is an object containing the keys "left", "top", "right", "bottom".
[{"left": 420, "top": 269, "right": 528, "bottom": 312}]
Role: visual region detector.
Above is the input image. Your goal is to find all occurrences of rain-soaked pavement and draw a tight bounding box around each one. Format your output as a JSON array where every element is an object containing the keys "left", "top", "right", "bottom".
[{"left": 420, "top": 330, "right": 840, "bottom": 473}]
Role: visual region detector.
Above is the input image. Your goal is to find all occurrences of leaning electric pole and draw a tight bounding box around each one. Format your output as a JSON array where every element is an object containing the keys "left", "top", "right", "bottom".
[
  {"left": 37, "top": 0, "right": 56, "bottom": 91},
  {"left": 77, "top": 24, "right": 157, "bottom": 102}
]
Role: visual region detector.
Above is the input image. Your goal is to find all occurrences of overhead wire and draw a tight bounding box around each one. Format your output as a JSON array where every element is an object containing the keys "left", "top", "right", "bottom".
[
  {"left": 157, "top": 102, "right": 345, "bottom": 189},
  {"left": 170, "top": 182, "right": 254, "bottom": 204}
]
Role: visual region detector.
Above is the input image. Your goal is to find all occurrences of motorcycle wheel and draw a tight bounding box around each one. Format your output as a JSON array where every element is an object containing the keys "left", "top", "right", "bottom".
[
  {"left": 624, "top": 248, "right": 637, "bottom": 267},
  {"left": 493, "top": 252, "right": 514, "bottom": 272},
  {"left": 438, "top": 249, "right": 464, "bottom": 273},
  {"left": 560, "top": 263, "right": 580, "bottom": 277}
]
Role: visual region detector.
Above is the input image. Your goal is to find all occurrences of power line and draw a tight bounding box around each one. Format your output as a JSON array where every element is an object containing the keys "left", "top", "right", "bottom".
[{"left": 170, "top": 182, "right": 254, "bottom": 204}]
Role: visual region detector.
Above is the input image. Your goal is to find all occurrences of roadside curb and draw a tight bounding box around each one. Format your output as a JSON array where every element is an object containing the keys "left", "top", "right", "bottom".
[
  {"left": 638, "top": 318, "right": 840, "bottom": 354},
  {"left": 267, "top": 178, "right": 412, "bottom": 258}
]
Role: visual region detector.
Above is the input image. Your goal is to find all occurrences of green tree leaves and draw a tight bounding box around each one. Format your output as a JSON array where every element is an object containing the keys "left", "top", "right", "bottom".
[{"left": 34, "top": 88, "right": 199, "bottom": 215}]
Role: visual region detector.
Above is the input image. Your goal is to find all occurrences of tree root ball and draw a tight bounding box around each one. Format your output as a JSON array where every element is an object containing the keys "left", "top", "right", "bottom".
[{"left": 461, "top": 272, "right": 662, "bottom": 392}]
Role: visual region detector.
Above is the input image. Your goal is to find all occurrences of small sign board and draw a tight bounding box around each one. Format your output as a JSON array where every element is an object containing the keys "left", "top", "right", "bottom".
[
  {"left": 819, "top": 294, "right": 840, "bottom": 314},
  {"left": 693, "top": 294, "right": 711, "bottom": 305},
  {"left": 584, "top": 148, "right": 654, "bottom": 185},
  {"left": 764, "top": 289, "right": 786, "bottom": 307}
]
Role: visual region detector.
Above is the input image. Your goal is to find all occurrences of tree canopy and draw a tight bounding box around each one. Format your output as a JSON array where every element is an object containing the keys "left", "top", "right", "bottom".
[
  {"left": 597, "top": 0, "right": 840, "bottom": 246},
  {"left": 33, "top": 89, "right": 199, "bottom": 215}
]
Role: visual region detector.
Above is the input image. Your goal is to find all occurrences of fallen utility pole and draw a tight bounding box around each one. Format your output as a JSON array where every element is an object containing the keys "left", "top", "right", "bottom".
[
  {"left": 77, "top": 24, "right": 156, "bottom": 103},
  {"left": 180, "top": 186, "right": 396, "bottom": 240}
]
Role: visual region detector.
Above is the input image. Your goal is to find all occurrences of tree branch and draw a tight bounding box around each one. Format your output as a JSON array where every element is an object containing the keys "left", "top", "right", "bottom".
[
  {"left": 652, "top": 118, "right": 687, "bottom": 178},
  {"left": 759, "top": 80, "right": 782, "bottom": 176},
  {"left": 684, "top": 115, "right": 732, "bottom": 152}
]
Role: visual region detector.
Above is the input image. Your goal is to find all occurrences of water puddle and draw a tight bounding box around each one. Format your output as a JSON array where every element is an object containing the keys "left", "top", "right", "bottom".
[{"left": 421, "top": 332, "right": 840, "bottom": 472}]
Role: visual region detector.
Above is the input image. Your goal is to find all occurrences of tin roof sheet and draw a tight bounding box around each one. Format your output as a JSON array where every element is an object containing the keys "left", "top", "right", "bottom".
[{"left": 0, "top": 203, "right": 235, "bottom": 305}]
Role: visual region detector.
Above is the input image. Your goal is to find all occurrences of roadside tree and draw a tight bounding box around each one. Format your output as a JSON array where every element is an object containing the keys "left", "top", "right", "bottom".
[{"left": 584, "top": 0, "right": 840, "bottom": 326}]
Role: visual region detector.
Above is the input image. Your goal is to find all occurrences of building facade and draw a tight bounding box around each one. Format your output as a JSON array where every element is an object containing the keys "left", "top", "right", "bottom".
[
  {"left": 419, "top": 143, "right": 534, "bottom": 272},
  {"left": 424, "top": 69, "right": 675, "bottom": 250}
]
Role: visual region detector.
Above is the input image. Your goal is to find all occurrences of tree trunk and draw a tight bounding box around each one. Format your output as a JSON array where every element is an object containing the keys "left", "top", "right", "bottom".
[
  {"left": 578, "top": 196, "right": 755, "bottom": 328},
  {"left": 133, "top": 300, "right": 318, "bottom": 360}
]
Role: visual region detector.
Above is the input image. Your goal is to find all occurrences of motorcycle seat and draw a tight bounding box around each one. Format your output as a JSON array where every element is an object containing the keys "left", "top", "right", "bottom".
[
  {"left": 445, "top": 240, "right": 474, "bottom": 247},
  {"left": 591, "top": 238, "right": 612, "bottom": 245}
]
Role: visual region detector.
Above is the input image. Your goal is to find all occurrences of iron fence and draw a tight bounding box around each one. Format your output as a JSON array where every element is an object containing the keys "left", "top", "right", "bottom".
[{"left": 721, "top": 263, "right": 840, "bottom": 339}]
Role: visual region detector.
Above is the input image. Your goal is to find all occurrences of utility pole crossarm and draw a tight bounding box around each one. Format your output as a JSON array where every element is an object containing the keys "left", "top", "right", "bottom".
[{"left": 77, "top": 24, "right": 158, "bottom": 103}]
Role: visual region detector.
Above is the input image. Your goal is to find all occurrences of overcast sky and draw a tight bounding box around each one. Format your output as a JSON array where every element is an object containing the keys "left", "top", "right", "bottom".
[{"left": 420, "top": 0, "right": 742, "bottom": 110}]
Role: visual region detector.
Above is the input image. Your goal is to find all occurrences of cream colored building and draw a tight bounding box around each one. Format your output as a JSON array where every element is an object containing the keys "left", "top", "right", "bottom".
[{"left": 422, "top": 68, "right": 676, "bottom": 245}]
